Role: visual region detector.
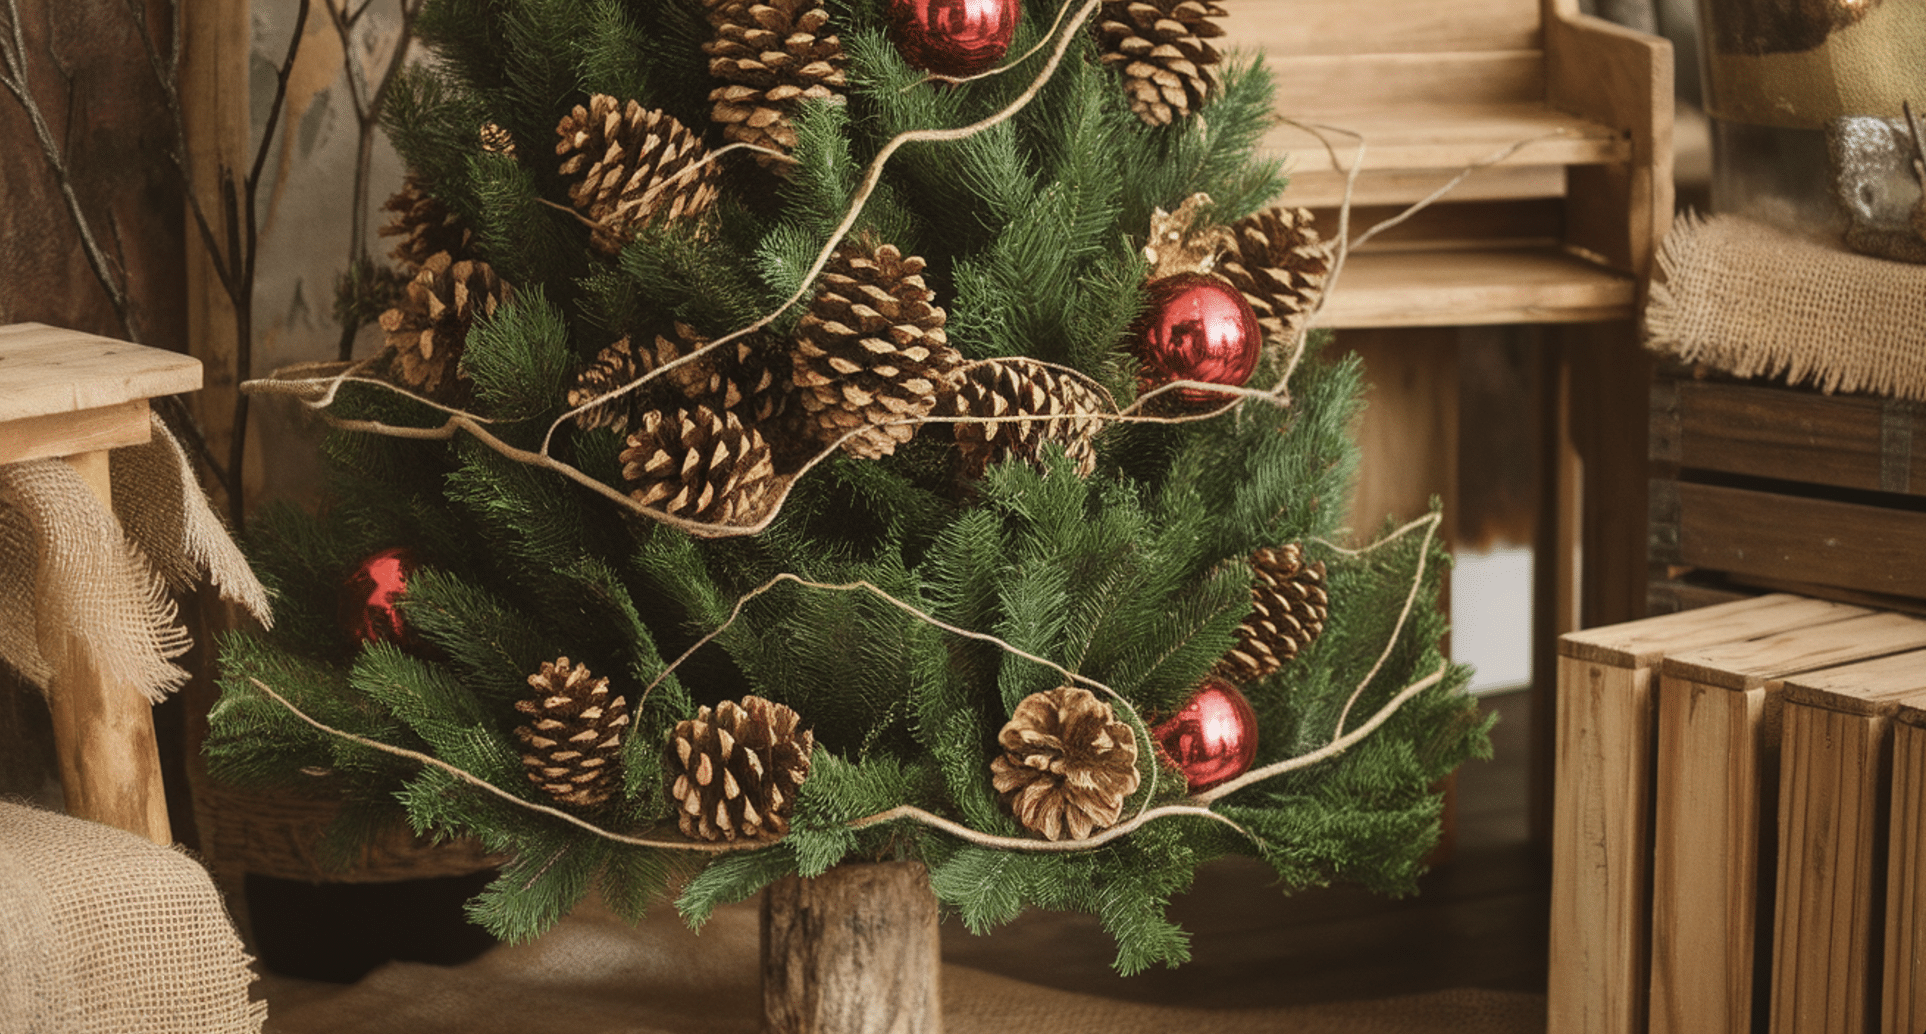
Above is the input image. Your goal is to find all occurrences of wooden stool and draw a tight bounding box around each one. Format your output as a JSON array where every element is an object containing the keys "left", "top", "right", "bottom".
[{"left": 0, "top": 322, "right": 202, "bottom": 845}]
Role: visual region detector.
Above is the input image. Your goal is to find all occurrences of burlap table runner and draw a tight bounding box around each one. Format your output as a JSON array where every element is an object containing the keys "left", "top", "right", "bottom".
[
  {"left": 0, "top": 801, "right": 264, "bottom": 1034},
  {"left": 258, "top": 896, "right": 1543, "bottom": 1034},
  {"left": 1645, "top": 213, "right": 1926, "bottom": 399}
]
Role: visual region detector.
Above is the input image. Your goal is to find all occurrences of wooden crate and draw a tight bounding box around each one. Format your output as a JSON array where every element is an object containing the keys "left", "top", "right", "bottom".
[
  {"left": 1649, "top": 370, "right": 1926, "bottom": 614},
  {"left": 1772, "top": 651, "right": 1926, "bottom": 1034},
  {"left": 1888, "top": 697, "right": 1926, "bottom": 1034}
]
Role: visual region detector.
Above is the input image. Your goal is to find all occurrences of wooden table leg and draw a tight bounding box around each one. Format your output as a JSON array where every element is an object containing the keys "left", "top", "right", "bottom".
[{"left": 44, "top": 448, "right": 173, "bottom": 845}]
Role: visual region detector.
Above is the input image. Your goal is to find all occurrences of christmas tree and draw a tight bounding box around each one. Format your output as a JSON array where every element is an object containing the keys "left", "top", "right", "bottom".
[{"left": 208, "top": 0, "right": 1490, "bottom": 975}]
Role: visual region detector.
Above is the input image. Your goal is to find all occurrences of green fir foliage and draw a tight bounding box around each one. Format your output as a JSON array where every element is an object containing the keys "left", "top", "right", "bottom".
[{"left": 207, "top": 0, "right": 1490, "bottom": 971}]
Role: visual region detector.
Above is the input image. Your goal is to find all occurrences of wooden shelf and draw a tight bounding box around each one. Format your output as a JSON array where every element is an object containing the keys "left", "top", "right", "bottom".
[
  {"left": 0, "top": 322, "right": 202, "bottom": 466},
  {"left": 1312, "top": 247, "right": 1636, "bottom": 328}
]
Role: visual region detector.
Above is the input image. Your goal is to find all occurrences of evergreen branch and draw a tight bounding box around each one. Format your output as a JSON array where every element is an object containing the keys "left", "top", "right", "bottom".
[{"left": 1333, "top": 510, "right": 1439, "bottom": 733}]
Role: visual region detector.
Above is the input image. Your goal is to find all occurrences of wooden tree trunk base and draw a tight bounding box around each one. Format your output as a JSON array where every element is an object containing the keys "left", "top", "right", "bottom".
[{"left": 761, "top": 860, "right": 942, "bottom": 1034}]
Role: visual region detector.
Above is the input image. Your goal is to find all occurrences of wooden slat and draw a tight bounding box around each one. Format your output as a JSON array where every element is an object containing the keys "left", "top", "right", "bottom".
[
  {"left": 1771, "top": 657, "right": 1926, "bottom": 1034},
  {"left": 1266, "top": 103, "right": 1629, "bottom": 174},
  {"left": 1560, "top": 593, "right": 1865, "bottom": 668},
  {"left": 1654, "top": 379, "right": 1926, "bottom": 497},
  {"left": 1886, "top": 714, "right": 1926, "bottom": 1034},
  {"left": 1286, "top": 163, "right": 1568, "bottom": 209},
  {"left": 1651, "top": 614, "right": 1926, "bottom": 1034},
  {"left": 1667, "top": 482, "right": 1926, "bottom": 602},
  {"left": 1306, "top": 199, "right": 1564, "bottom": 254},
  {"left": 1270, "top": 52, "right": 1547, "bottom": 112},
  {"left": 1232, "top": 0, "right": 1543, "bottom": 56},
  {"left": 0, "top": 323, "right": 201, "bottom": 421},
  {"left": 1313, "top": 248, "right": 1634, "bottom": 328},
  {"left": 0, "top": 398, "right": 151, "bottom": 465}
]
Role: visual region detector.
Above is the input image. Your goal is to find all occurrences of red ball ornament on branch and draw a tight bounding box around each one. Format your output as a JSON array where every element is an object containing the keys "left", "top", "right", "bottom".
[
  {"left": 1152, "top": 677, "right": 1259, "bottom": 792},
  {"left": 886, "top": 0, "right": 1020, "bottom": 78},
  {"left": 339, "top": 547, "right": 423, "bottom": 650},
  {"left": 1129, "top": 272, "right": 1261, "bottom": 407}
]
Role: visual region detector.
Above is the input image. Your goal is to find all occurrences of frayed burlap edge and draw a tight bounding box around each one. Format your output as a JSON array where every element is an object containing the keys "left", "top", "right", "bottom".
[{"left": 1645, "top": 212, "right": 1926, "bottom": 400}]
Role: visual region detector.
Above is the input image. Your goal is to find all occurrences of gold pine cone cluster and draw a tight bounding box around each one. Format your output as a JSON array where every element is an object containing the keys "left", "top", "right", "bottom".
[
  {"left": 991, "top": 686, "right": 1142, "bottom": 842},
  {"left": 668, "top": 695, "right": 814, "bottom": 842},
  {"left": 513, "top": 657, "right": 631, "bottom": 808}
]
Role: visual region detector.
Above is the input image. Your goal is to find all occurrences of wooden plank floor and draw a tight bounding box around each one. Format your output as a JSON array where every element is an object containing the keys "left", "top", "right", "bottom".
[{"left": 940, "top": 689, "right": 1549, "bottom": 1009}]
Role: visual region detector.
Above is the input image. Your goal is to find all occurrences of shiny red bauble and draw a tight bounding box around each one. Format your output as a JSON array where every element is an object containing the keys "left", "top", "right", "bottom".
[
  {"left": 1129, "top": 273, "right": 1262, "bottom": 407},
  {"left": 1152, "top": 678, "right": 1260, "bottom": 792},
  {"left": 339, "top": 547, "right": 422, "bottom": 649},
  {"left": 885, "top": 0, "right": 1020, "bottom": 78}
]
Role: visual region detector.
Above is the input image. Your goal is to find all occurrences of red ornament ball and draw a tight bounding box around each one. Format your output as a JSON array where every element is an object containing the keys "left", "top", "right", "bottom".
[
  {"left": 1129, "top": 273, "right": 1262, "bottom": 407},
  {"left": 340, "top": 547, "right": 422, "bottom": 649},
  {"left": 1152, "top": 678, "right": 1259, "bottom": 792},
  {"left": 886, "top": 0, "right": 1020, "bottom": 78}
]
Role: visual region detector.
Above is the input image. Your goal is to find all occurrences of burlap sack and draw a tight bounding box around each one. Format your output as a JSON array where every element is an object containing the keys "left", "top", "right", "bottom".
[
  {"left": 1645, "top": 213, "right": 1926, "bottom": 399},
  {"left": 0, "top": 801, "right": 264, "bottom": 1034}
]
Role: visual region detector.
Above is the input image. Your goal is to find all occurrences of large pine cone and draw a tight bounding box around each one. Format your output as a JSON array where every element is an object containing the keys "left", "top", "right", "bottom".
[
  {"left": 703, "top": 0, "right": 848, "bottom": 168},
  {"left": 792, "top": 240, "right": 962, "bottom": 459},
  {"left": 948, "top": 357, "right": 1114, "bottom": 480},
  {"left": 619, "top": 405, "right": 780, "bottom": 525},
  {"left": 379, "top": 175, "right": 473, "bottom": 275},
  {"left": 569, "top": 325, "right": 789, "bottom": 434},
  {"left": 1215, "top": 543, "right": 1329, "bottom": 683},
  {"left": 1095, "top": 0, "right": 1227, "bottom": 126},
  {"left": 555, "top": 96, "right": 720, "bottom": 255},
  {"left": 1216, "top": 207, "right": 1334, "bottom": 344},
  {"left": 513, "top": 657, "right": 631, "bottom": 808},
  {"left": 991, "top": 686, "right": 1142, "bottom": 842},
  {"left": 668, "top": 696, "right": 813, "bottom": 841},
  {"left": 376, "top": 251, "right": 511, "bottom": 397}
]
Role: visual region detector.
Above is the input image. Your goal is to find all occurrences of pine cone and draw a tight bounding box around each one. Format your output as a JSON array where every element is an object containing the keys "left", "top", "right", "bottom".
[
  {"left": 792, "top": 240, "right": 962, "bottom": 459},
  {"left": 619, "top": 405, "right": 780, "bottom": 525},
  {"left": 1095, "top": 0, "right": 1227, "bottom": 126},
  {"left": 702, "top": 0, "right": 848, "bottom": 168},
  {"left": 570, "top": 325, "right": 790, "bottom": 434},
  {"left": 555, "top": 96, "right": 720, "bottom": 254},
  {"left": 990, "top": 686, "right": 1142, "bottom": 842},
  {"left": 376, "top": 252, "right": 511, "bottom": 397},
  {"left": 948, "top": 357, "right": 1114, "bottom": 480},
  {"left": 1214, "top": 543, "right": 1329, "bottom": 683},
  {"left": 668, "top": 696, "right": 813, "bottom": 842},
  {"left": 513, "top": 657, "right": 631, "bottom": 808},
  {"left": 1217, "top": 207, "right": 1334, "bottom": 344},
  {"left": 480, "top": 121, "right": 517, "bottom": 157},
  {"left": 378, "top": 175, "right": 473, "bottom": 275}
]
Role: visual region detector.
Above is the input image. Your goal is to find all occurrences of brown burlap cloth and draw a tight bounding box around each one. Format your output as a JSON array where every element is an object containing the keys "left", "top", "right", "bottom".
[
  {"left": 1645, "top": 213, "right": 1926, "bottom": 398},
  {"left": 0, "top": 801, "right": 264, "bottom": 1034},
  {"left": 258, "top": 897, "right": 1543, "bottom": 1034}
]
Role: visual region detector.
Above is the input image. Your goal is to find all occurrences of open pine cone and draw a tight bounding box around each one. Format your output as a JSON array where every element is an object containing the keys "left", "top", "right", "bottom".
[
  {"left": 513, "top": 657, "right": 631, "bottom": 808},
  {"left": 1094, "top": 0, "right": 1227, "bottom": 126},
  {"left": 668, "top": 696, "right": 813, "bottom": 842},
  {"left": 1214, "top": 543, "right": 1329, "bottom": 683},
  {"left": 376, "top": 251, "right": 510, "bottom": 397},
  {"left": 702, "top": 0, "right": 848, "bottom": 168},
  {"left": 792, "top": 239, "right": 962, "bottom": 459},
  {"left": 619, "top": 405, "right": 780, "bottom": 525},
  {"left": 1216, "top": 207, "right": 1334, "bottom": 344},
  {"left": 569, "top": 324, "right": 789, "bottom": 434},
  {"left": 555, "top": 95, "right": 719, "bottom": 254},
  {"left": 991, "top": 686, "right": 1142, "bottom": 841},
  {"left": 948, "top": 357, "right": 1114, "bottom": 480},
  {"left": 379, "top": 175, "right": 473, "bottom": 275}
]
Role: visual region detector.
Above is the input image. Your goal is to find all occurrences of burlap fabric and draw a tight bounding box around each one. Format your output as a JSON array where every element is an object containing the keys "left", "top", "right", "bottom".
[
  {"left": 1645, "top": 213, "right": 1926, "bottom": 399},
  {"left": 258, "top": 897, "right": 1543, "bottom": 1034},
  {"left": 0, "top": 800, "right": 264, "bottom": 1034},
  {"left": 0, "top": 412, "right": 269, "bottom": 703}
]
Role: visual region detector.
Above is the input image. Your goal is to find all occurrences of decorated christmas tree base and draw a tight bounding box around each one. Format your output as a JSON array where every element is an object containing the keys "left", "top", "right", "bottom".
[{"left": 762, "top": 861, "right": 942, "bottom": 1034}]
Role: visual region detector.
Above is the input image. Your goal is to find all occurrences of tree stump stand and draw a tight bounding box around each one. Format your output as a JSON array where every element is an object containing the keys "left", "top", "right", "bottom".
[{"left": 761, "top": 860, "right": 942, "bottom": 1034}]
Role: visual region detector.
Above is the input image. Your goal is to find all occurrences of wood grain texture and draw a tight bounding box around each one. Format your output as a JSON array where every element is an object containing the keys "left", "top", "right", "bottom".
[
  {"left": 1267, "top": 103, "right": 1629, "bottom": 173},
  {"left": 1656, "top": 379, "right": 1926, "bottom": 497},
  {"left": 0, "top": 323, "right": 201, "bottom": 421},
  {"left": 1548, "top": 655, "right": 1655, "bottom": 1034},
  {"left": 1286, "top": 163, "right": 1568, "bottom": 209},
  {"left": 1270, "top": 52, "right": 1548, "bottom": 112},
  {"left": 762, "top": 862, "right": 942, "bottom": 1034},
  {"left": 0, "top": 399, "right": 151, "bottom": 466},
  {"left": 1236, "top": 0, "right": 1543, "bottom": 56},
  {"left": 1885, "top": 717, "right": 1926, "bottom": 1034},
  {"left": 43, "top": 450, "right": 172, "bottom": 845},
  {"left": 1667, "top": 482, "right": 1926, "bottom": 602},
  {"left": 1312, "top": 248, "right": 1635, "bottom": 328},
  {"left": 1559, "top": 594, "right": 1865, "bottom": 675},
  {"left": 1544, "top": 12, "right": 1673, "bottom": 276},
  {"left": 1665, "top": 612, "right": 1926, "bottom": 692},
  {"left": 179, "top": 0, "right": 249, "bottom": 479}
]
